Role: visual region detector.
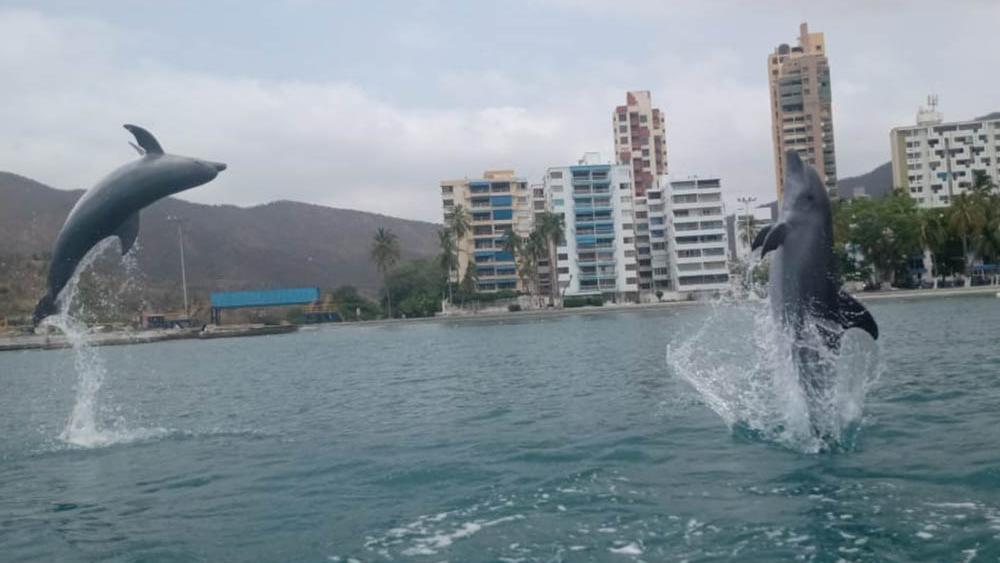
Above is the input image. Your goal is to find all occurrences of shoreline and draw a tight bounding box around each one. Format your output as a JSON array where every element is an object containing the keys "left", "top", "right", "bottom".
[{"left": 1, "top": 285, "right": 996, "bottom": 352}]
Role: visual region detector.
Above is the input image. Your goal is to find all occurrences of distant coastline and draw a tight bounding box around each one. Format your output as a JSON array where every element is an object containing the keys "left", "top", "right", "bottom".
[{"left": 2, "top": 285, "right": 995, "bottom": 353}]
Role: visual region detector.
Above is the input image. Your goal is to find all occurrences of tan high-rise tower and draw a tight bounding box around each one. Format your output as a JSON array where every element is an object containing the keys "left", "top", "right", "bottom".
[
  {"left": 768, "top": 22, "right": 837, "bottom": 198},
  {"left": 613, "top": 91, "right": 667, "bottom": 196}
]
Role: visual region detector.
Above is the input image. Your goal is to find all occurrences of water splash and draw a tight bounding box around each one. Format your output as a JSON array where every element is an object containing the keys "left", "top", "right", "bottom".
[
  {"left": 39, "top": 239, "right": 160, "bottom": 448},
  {"left": 668, "top": 258, "right": 880, "bottom": 453}
]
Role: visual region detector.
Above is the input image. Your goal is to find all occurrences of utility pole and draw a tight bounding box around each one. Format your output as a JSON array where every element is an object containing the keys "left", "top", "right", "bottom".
[
  {"left": 736, "top": 196, "right": 757, "bottom": 259},
  {"left": 166, "top": 216, "right": 189, "bottom": 316}
]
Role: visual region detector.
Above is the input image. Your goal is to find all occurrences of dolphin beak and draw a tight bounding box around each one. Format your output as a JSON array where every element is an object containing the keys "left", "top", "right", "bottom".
[{"left": 212, "top": 162, "right": 227, "bottom": 172}]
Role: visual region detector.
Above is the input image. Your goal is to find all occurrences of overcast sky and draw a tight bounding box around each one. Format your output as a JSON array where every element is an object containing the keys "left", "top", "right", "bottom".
[{"left": 2, "top": 1, "right": 998, "bottom": 223}]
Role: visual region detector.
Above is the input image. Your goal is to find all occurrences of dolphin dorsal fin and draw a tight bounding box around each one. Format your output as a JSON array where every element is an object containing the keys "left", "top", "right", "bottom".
[{"left": 123, "top": 124, "right": 164, "bottom": 155}]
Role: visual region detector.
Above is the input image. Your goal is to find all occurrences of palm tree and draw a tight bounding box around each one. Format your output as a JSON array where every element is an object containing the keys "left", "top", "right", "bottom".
[
  {"left": 536, "top": 212, "right": 565, "bottom": 306},
  {"left": 437, "top": 229, "right": 458, "bottom": 303},
  {"left": 502, "top": 231, "right": 531, "bottom": 293},
  {"left": 525, "top": 230, "right": 547, "bottom": 303},
  {"left": 371, "top": 227, "right": 400, "bottom": 317},
  {"left": 948, "top": 193, "right": 986, "bottom": 286},
  {"left": 446, "top": 204, "right": 471, "bottom": 290}
]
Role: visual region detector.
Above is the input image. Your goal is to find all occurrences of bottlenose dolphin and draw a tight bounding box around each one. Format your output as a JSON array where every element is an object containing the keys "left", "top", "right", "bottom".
[
  {"left": 752, "top": 150, "right": 878, "bottom": 436},
  {"left": 33, "top": 125, "right": 226, "bottom": 324}
]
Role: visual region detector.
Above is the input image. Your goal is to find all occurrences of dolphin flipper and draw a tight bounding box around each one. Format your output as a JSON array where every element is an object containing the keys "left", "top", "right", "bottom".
[
  {"left": 751, "top": 224, "right": 772, "bottom": 251},
  {"left": 758, "top": 222, "right": 787, "bottom": 257},
  {"left": 123, "top": 124, "right": 164, "bottom": 155},
  {"left": 837, "top": 290, "right": 878, "bottom": 340},
  {"left": 115, "top": 212, "right": 140, "bottom": 255}
]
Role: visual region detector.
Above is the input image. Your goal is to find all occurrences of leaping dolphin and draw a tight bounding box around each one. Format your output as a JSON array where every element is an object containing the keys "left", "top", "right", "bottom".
[
  {"left": 752, "top": 150, "right": 878, "bottom": 436},
  {"left": 33, "top": 125, "right": 226, "bottom": 325}
]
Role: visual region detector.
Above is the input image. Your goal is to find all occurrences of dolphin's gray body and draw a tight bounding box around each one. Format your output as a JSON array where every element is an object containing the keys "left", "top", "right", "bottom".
[
  {"left": 752, "top": 151, "right": 878, "bottom": 434},
  {"left": 33, "top": 125, "right": 225, "bottom": 324}
]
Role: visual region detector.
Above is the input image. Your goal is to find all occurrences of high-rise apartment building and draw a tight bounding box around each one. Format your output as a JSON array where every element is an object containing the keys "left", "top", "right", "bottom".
[
  {"left": 668, "top": 177, "right": 730, "bottom": 293},
  {"left": 547, "top": 154, "right": 640, "bottom": 302},
  {"left": 440, "top": 170, "right": 533, "bottom": 292},
  {"left": 890, "top": 102, "right": 1000, "bottom": 208},
  {"left": 768, "top": 22, "right": 837, "bottom": 198},
  {"left": 613, "top": 91, "right": 668, "bottom": 196}
]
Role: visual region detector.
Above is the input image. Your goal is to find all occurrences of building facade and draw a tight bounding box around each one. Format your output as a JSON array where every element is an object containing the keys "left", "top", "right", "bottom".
[
  {"left": 890, "top": 106, "right": 1000, "bottom": 208},
  {"left": 613, "top": 91, "right": 668, "bottom": 196},
  {"left": 768, "top": 22, "right": 837, "bottom": 198},
  {"left": 727, "top": 206, "right": 776, "bottom": 263},
  {"left": 668, "top": 177, "right": 730, "bottom": 293},
  {"left": 547, "top": 154, "right": 640, "bottom": 302},
  {"left": 440, "top": 170, "right": 533, "bottom": 292}
]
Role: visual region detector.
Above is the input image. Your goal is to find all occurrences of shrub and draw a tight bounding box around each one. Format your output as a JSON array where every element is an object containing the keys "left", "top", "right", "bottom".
[{"left": 563, "top": 295, "right": 603, "bottom": 308}]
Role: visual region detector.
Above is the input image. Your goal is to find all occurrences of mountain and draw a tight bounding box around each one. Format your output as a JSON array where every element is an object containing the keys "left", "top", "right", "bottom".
[
  {"left": 836, "top": 161, "right": 893, "bottom": 199},
  {"left": 0, "top": 172, "right": 441, "bottom": 316}
]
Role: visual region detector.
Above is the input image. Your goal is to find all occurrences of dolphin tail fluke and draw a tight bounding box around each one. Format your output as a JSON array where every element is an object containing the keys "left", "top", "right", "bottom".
[{"left": 33, "top": 293, "right": 58, "bottom": 326}]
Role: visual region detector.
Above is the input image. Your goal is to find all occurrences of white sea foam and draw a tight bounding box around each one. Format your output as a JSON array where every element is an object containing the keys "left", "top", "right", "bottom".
[
  {"left": 40, "top": 239, "right": 158, "bottom": 448},
  {"left": 609, "top": 541, "right": 643, "bottom": 555}
]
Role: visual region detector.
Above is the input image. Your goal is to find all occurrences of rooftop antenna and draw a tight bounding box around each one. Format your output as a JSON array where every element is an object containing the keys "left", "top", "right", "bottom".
[{"left": 927, "top": 94, "right": 938, "bottom": 112}]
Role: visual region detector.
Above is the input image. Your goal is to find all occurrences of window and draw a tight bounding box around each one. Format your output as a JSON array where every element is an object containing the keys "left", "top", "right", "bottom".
[
  {"left": 550, "top": 171, "right": 563, "bottom": 179},
  {"left": 557, "top": 267, "right": 569, "bottom": 274},
  {"left": 626, "top": 263, "right": 637, "bottom": 271}
]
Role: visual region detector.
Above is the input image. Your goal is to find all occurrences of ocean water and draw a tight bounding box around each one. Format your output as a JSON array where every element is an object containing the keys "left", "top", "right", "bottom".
[{"left": 1, "top": 295, "right": 999, "bottom": 561}]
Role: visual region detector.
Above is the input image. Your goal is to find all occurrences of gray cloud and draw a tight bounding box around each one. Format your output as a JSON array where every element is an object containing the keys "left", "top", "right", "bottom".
[{"left": 2, "top": 3, "right": 999, "bottom": 223}]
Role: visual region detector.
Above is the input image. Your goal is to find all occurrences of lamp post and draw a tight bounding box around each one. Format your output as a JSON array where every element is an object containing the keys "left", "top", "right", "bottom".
[
  {"left": 166, "top": 216, "right": 189, "bottom": 316},
  {"left": 736, "top": 196, "right": 757, "bottom": 258}
]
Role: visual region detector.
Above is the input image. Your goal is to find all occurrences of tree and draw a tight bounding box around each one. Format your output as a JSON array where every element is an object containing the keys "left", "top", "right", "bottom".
[
  {"left": 385, "top": 260, "right": 446, "bottom": 318},
  {"left": 972, "top": 170, "right": 997, "bottom": 194},
  {"left": 502, "top": 231, "right": 533, "bottom": 294},
  {"left": 437, "top": 229, "right": 458, "bottom": 303},
  {"left": 536, "top": 211, "right": 565, "bottom": 306},
  {"left": 370, "top": 227, "right": 401, "bottom": 317},
  {"left": 947, "top": 193, "right": 985, "bottom": 286},
  {"left": 460, "top": 259, "right": 479, "bottom": 296},
  {"left": 837, "top": 192, "right": 922, "bottom": 286},
  {"left": 525, "top": 229, "right": 548, "bottom": 300},
  {"left": 919, "top": 208, "right": 949, "bottom": 287},
  {"left": 445, "top": 204, "right": 471, "bottom": 295}
]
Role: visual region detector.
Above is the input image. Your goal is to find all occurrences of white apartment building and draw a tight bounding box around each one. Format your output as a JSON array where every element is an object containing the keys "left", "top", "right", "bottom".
[
  {"left": 891, "top": 103, "right": 1000, "bottom": 208},
  {"left": 634, "top": 181, "right": 673, "bottom": 298},
  {"left": 547, "top": 154, "right": 640, "bottom": 302},
  {"left": 668, "top": 177, "right": 730, "bottom": 294}
]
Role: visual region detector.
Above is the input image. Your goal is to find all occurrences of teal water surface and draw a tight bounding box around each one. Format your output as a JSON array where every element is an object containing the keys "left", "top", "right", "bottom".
[{"left": 1, "top": 295, "right": 999, "bottom": 561}]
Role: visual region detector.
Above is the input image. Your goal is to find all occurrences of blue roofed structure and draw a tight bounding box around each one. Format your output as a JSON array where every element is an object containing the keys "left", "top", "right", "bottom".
[{"left": 209, "top": 287, "right": 321, "bottom": 324}]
